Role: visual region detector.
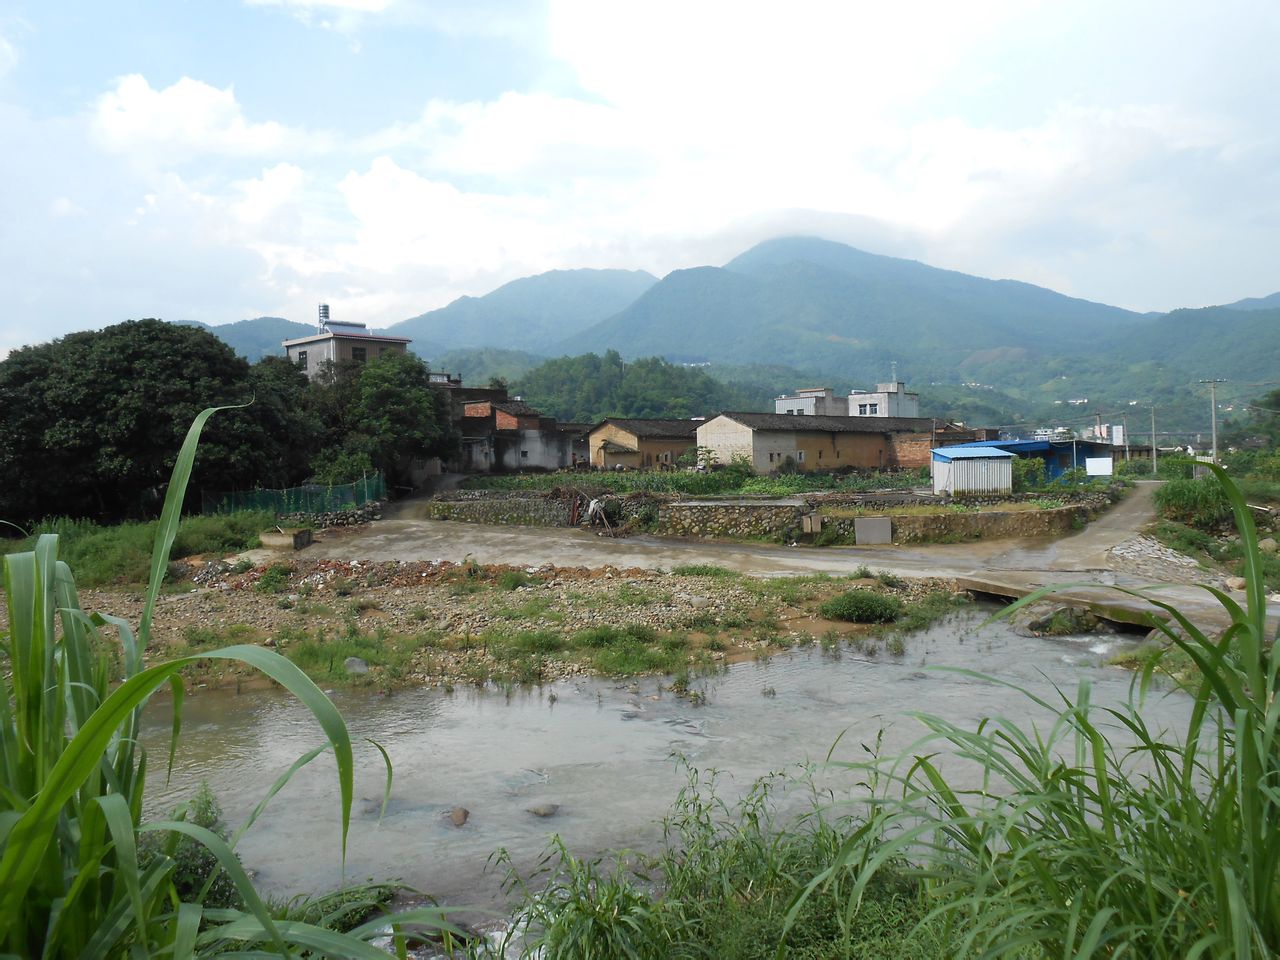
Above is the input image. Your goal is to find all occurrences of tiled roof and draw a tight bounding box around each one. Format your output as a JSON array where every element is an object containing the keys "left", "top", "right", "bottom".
[
  {"left": 708, "top": 412, "right": 936, "bottom": 434},
  {"left": 593, "top": 418, "right": 700, "bottom": 439}
]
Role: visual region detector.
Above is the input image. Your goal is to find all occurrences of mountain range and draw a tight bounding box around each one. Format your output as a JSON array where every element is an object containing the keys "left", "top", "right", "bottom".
[{"left": 186, "top": 236, "right": 1278, "bottom": 432}]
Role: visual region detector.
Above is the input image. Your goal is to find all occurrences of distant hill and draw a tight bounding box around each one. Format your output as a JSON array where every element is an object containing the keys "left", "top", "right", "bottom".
[
  {"left": 430, "top": 346, "right": 546, "bottom": 385},
  {"left": 389, "top": 268, "right": 657, "bottom": 352},
  {"left": 1224, "top": 292, "right": 1280, "bottom": 311},
  {"left": 1111, "top": 306, "right": 1280, "bottom": 384},
  {"left": 179, "top": 317, "right": 315, "bottom": 362},
  {"left": 561, "top": 237, "right": 1143, "bottom": 381}
]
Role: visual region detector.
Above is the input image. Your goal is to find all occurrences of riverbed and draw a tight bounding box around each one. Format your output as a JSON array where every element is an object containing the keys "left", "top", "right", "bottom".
[{"left": 141, "top": 608, "right": 1192, "bottom": 912}]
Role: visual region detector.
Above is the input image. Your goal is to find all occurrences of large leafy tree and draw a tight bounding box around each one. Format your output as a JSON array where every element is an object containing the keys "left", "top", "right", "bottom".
[
  {"left": 0, "top": 320, "right": 304, "bottom": 523},
  {"left": 309, "top": 351, "right": 456, "bottom": 486}
]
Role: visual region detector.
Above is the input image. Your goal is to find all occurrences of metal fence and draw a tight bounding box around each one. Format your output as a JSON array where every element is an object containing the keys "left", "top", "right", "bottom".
[{"left": 202, "top": 474, "right": 386, "bottom": 515}]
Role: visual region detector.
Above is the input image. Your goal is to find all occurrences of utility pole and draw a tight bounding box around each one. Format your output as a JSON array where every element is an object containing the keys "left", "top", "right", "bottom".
[
  {"left": 1151, "top": 407, "right": 1157, "bottom": 476},
  {"left": 1199, "top": 378, "right": 1227, "bottom": 462}
]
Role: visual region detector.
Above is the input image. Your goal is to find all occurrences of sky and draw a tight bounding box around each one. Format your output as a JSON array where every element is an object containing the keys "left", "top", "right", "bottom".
[{"left": 1, "top": 0, "right": 1277, "bottom": 355}]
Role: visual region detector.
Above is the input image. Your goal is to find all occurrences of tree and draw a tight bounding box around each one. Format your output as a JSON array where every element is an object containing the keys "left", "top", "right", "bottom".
[
  {"left": 309, "top": 352, "right": 456, "bottom": 486},
  {"left": 0, "top": 319, "right": 298, "bottom": 524}
]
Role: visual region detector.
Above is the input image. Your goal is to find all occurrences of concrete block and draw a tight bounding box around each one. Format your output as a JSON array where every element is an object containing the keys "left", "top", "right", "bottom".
[
  {"left": 853, "top": 517, "right": 892, "bottom": 545},
  {"left": 259, "top": 528, "right": 313, "bottom": 551}
]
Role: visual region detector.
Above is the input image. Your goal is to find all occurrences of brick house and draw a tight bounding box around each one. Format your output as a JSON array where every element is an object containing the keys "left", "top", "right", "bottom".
[
  {"left": 456, "top": 397, "right": 584, "bottom": 472},
  {"left": 697, "top": 412, "right": 995, "bottom": 473}
]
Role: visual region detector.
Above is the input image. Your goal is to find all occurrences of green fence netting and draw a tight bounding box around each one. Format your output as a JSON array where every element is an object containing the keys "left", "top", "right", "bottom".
[{"left": 203, "top": 474, "right": 386, "bottom": 515}]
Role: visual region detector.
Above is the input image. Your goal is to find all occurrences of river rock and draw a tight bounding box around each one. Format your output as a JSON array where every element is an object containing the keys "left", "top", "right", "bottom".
[
  {"left": 1225, "top": 576, "right": 1248, "bottom": 591},
  {"left": 527, "top": 803, "right": 560, "bottom": 818},
  {"left": 1028, "top": 606, "right": 1100, "bottom": 636},
  {"left": 1259, "top": 538, "right": 1278, "bottom": 553},
  {"left": 449, "top": 806, "right": 469, "bottom": 827},
  {"left": 344, "top": 656, "right": 370, "bottom": 675}
]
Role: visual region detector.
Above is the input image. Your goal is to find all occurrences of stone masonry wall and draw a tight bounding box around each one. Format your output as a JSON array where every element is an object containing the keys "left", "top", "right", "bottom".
[
  {"left": 280, "top": 501, "right": 382, "bottom": 530},
  {"left": 656, "top": 503, "right": 802, "bottom": 539},
  {"left": 425, "top": 492, "right": 572, "bottom": 526},
  {"left": 821, "top": 504, "right": 1090, "bottom": 544}
]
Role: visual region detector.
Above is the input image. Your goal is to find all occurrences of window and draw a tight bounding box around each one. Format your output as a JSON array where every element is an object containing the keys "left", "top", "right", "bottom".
[
  {"left": 351, "top": 346, "right": 367, "bottom": 362},
  {"left": 797, "top": 450, "right": 805, "bottom": 463},
  {"left": 297, "top": 350, "right": 308, "bottom": 371},
  {"left": 769, "top": 452, "right": 775, "bottom": 462},
  {"left": 521, "top": 450, "right": 529, "bottom": 459},
  {"left": 858, "top": 404, "right": 868, "bottom": 415},
  {"left": 869, "top": 403, "right": 879, "bottom": 415},
  {"left": 817, "top": 449, "right": 823, "bottom": 460}
]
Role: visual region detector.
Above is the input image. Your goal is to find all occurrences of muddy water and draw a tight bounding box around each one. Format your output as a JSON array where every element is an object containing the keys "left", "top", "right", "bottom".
[{"left": 142, "top": 610, "right": 1192, "bottom": 910}]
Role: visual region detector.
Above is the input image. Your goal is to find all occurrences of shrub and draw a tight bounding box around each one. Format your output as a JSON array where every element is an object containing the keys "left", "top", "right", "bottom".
[
  {"left": 496, "top": 569, "right": 532, "bottom": 590},
  {"left": 255, "top": 562, "right": 293, "bottom": 593},
  {"left": 818, "top": 589, "right": 903, "bottom": 623},
  {"left": 1012, "top": 455, "right": 1046, "bottom": 492},
  {"left": 1155, "top": 476, "right": 1232, "bottom": 528}
]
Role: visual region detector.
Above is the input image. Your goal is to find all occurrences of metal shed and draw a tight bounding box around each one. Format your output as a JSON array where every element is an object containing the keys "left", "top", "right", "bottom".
[{"left": 931, "top": 446, "right": 1015, "bottom": 495}]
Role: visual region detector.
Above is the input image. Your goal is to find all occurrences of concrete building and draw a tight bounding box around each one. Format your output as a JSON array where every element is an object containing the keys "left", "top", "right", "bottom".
[
  {"left": 456, "top": 398, "right": 584, "bottom": 472},
  {"left": 588, "top": 419, "right": 700, "bottom": 469},
  {"left": 849, "top": 381, "right": 920, "bottom": 418},
  {"left": 282, "top": 304, "right": 411, "bottom": 379},
  {"left": 774, "top": 387, "right": 849, "bottom": 416},
  {"left": 931, "top": 446, "right": 1014, "bottom": 496},
  {"left": 699, "top": 413, "right": 996, "bottom": 473}
]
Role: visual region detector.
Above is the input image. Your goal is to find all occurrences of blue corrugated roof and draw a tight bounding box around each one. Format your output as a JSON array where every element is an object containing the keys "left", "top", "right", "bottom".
[{"left": 931, "top": 446, "right": 1015, "bottom": 462}]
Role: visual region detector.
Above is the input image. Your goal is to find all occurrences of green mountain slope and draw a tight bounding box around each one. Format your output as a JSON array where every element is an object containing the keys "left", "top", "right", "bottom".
[
  {"left": 564, "top": 237, "right": 1143, "bottom": 380},
  {"left": 1224, "top": 292, "right": 1280, "bottom": 311},
  {"left": 179, "top": 317, "right": 316, "bottom": 362},
  {"left": 389, "top": 268, "right": 657, "bottom": 351}
]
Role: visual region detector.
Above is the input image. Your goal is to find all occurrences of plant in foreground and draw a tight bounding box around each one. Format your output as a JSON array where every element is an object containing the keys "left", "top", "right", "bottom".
[
  {"left": 793, "top": 464, "right": 1280, "bottom": 958},
  {"left": 0, "top": 407, "right": 456, "bottom": 958}
]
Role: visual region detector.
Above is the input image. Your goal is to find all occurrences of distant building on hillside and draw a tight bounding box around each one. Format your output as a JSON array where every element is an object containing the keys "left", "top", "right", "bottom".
[{"left": 282, "top": 304, "right": 411, "bottom": 379}]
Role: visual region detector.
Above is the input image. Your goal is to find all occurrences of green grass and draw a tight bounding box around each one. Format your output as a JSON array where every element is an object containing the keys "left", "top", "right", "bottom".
[
  {"left": 796, "top": 464, "right": 1280, "bottom": 957},
  {"left": 0, "top": 407, "right": 454, "bottom": 957},
  {"left": 818, "top": 589, "right": 904, "bottom": 623},
  {"left": 671, "top": 563, "right": 741, "bottom": 578},
  {"left": 461, "top": 467, "right": 925, "bottom": 497},
  {"left": 281, "top": 625, "right": 428, "bottom": 683},
  {"left": 478, "top": 764, "right": 952, "bottom": 959},
  {"left": 892, "top": 590, "right": 970, "bottom": 633},
  {"left": 1, "top": 510, "right": 274, "bottom": 586}
]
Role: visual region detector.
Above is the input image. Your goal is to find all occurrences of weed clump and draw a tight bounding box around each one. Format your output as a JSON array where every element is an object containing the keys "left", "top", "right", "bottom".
[{"left": 818, "top": 589, "right": 903, "bottom": 623}]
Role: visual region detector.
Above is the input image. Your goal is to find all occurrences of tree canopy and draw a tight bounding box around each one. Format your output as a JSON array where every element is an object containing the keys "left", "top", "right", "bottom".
[{"left": 0, "top": 321, "right": 455, "bottom": 525}]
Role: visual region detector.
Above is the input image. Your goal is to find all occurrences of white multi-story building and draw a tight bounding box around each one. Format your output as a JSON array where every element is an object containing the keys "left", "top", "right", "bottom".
[
  {"left": 774, "top": 387, "right": 849, "bottom": 416},
  {"left": 849, "top": 381, "right": 920, "bottom": 418}
]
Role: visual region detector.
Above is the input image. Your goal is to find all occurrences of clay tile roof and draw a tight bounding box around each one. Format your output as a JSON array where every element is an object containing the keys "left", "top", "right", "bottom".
[{"left": 593, "top": 418, "right": 701, "bottom": 439}]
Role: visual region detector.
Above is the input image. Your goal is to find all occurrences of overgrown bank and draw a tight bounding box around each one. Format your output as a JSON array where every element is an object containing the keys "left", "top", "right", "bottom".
[{"left": 56, "top": 559, "right": 968, "bottom": 691}]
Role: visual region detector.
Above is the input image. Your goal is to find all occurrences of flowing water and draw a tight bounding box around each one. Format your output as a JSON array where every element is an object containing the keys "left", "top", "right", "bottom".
[{"left": 142, "top": 609, "right": 1192, "bottom": 912}]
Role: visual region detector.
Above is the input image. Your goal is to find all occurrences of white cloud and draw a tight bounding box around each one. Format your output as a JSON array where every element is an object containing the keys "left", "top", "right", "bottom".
[
  {"left": 0, "top": 30, "right": 17, "bottom": 79},
  {"left": 244, "top": 0, "right": 392, "bottom": 11},
  {"left": 93, "top": 75, "right": 300, "bottom": 159}
]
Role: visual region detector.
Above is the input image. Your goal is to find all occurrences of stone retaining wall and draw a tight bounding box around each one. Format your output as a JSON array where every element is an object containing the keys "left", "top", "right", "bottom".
[
  {"left": 425, "top": 493, "right": 572, "bottom": 526},
  {"left": 821, "top": 504, "right": 1090, "bottom": 544},
  {"left": 279, "top": 502, "right": 382, "bottom": 530},
  {"left": 656, "top": 503, "right": 802, "bottom": 539}
]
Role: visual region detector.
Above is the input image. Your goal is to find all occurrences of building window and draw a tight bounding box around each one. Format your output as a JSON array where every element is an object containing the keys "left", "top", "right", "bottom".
[
  {"left": 521, "top": 450, "right": 529, "bottom": 459},
  {"left": 817, "top": 449, "right": 823, "bottom": 460},
  {"left": 769, "top": 452, "right": 775, "bottom": 462},
  {"left": 297, "top": 350, "right": 308, "bottom": 371},
  {"left": 858, "top": 404, "right": 868, "bottom": 415},
  {"left": 869, "top": 403, "right": 879, "bottom": 415},
  {"left": 351, "top": 347, "right": 367, "bottom": 363},
  {"left": 797, "top": 450, "right": 805, "bottom": 462}
]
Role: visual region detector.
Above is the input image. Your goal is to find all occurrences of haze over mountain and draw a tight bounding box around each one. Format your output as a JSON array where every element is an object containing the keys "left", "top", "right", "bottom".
[
  {"left": 179, "top": 317, "right": 316, "bottom": 363},
  {"left": 1224, "top": 292, "right": 1280, "bottom": 312},
  {"left": 388, "top": 268, "right": 657, "bottom": 352}
]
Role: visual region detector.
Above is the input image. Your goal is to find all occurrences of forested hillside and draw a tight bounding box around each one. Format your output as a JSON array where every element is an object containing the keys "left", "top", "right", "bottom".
[{"left": 511, "top": 351, "right": 773, "bottom": 422}]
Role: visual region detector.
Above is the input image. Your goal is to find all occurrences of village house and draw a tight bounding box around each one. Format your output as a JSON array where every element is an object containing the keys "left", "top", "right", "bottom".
[
  {"left": 697, "top": 412, "right": 996, "bottom": 473},
  {"left": 588, "top": 418, "right": 700, "bottom": 469},
  {"left": 282, "top": 304, "right": 411, "bottom": 379},
  {"left": 454, "top": 396, "right": 585, "bottom": 473},
  {"left": 773, "top": 381, "right": 921, "bottom": 418}
]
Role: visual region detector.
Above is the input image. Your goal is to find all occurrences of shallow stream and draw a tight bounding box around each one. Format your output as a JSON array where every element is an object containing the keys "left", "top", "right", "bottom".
[{"left": 142, "top": 609, "right": 1192, "bottom": 911}]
